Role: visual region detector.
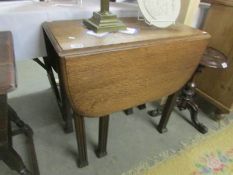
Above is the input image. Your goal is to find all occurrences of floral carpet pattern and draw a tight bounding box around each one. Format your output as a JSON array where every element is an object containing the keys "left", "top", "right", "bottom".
[
  {"left": 133, "top": 122, "right": 233, "bottom": 175},
  {"left": 193, "top": 149, "right": 233, "bottom": 175}
]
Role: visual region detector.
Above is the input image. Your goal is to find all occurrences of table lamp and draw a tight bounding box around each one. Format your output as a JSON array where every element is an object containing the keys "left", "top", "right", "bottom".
[{"left": 83, "top": 0, "right": 126, "bottom": 33}]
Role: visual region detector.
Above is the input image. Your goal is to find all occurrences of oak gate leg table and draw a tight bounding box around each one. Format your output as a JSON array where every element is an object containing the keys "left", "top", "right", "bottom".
[{"left": 42, "top": 18, "right": 210, "bottom": 167}]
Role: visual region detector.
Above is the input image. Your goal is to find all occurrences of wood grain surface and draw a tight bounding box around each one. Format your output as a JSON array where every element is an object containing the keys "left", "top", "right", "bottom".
[
  {"left": 43, "top": 18, "right": 209, "bottom": 57},
  {"left": 43, "top": 18, "right": 210, "bottom": 117},
  {"left": 0, "top": 32, "right": 16, "bottom": 94},
  {"left": 213, "top": 0, "right": 233, "bottom": 6},
  {"left": 195, "top": 3, "right": 233, "bottom": 113}
]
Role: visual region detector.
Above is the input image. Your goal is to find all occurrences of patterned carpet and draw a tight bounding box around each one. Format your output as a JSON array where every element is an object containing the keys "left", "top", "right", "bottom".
[{"left": 125, "top": 121, "right": 233, "bottom": 175}]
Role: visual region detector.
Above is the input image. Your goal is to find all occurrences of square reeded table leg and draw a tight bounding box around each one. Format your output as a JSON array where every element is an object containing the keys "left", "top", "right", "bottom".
[
  {"left": 96, "top": 116, "right": 109, "bottom": 158},
  {"left": 74, "top": 115, "right": 88, "bottom": 168},
  {"left": 74, "top": 115, "right": 110, "bottom": 168}
]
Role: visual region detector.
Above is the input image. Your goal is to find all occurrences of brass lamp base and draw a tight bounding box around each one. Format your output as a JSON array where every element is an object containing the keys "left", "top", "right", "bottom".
[{"left": 83, "top": 12, "right": 126, "bottom": 33}]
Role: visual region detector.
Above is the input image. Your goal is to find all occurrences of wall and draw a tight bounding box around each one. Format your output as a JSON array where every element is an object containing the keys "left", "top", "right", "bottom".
[{"left": 177, "top": 0, "right": 201, "bottom": 26}]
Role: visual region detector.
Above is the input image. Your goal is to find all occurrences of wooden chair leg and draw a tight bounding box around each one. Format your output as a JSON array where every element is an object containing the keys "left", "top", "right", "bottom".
[
  {"left": 74, "top": 115, "right": 88, "bottom": 168},
  {"left": 96, "top": 116, "right": 109, "bottom": 158},
  {"left": 157, "top": 92, "right": 179, "bottom": 133}
]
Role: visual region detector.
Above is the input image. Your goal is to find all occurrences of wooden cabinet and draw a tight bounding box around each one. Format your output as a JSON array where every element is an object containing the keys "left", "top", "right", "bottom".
[{"left": 195, "top": 0, "right": 233, "bottom": 113}]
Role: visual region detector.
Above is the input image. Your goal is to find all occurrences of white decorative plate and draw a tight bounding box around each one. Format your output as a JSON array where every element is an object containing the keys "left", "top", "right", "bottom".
[{"left": 137, "top": 0, "right": 181, "bottom": 28}]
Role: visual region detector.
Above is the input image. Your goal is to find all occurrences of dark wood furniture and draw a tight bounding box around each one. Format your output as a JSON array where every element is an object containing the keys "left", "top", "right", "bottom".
[
  {"left": 0, "top": 32, "right": 39, "bottom": 175},
  {"left": 0, "top": 31, "right": 28, "bottom": 175},
  {"left": 195, "top": 0, "right": 233, "bottom": 115},
  {"left": 148, "top": 47, "right": 228, "bottom": 134},
  {"left": 42, "top": 18, "right": 209, "bottom": 167}
]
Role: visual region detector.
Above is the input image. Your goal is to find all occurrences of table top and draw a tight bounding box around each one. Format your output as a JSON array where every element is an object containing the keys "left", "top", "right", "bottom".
[
  {"left": 0, "top": 31, "right": 16, "bottom": 94},
  {"left": 43, "top": 18, "right": 210, "bottom": 117},
  {"left": 43, "top": 18, "right": 210, "bottom": 57}
]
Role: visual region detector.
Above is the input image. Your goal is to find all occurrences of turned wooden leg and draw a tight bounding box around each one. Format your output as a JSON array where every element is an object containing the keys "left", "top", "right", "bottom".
[
  {"left": 96, "top": 116, "right": 109, "bottom": 158},
  {"left": 177, "top": 79, "right": 208, "bottom": 134},
  {"left": 137, "top": 104, "right": 146, "bottom": 110},
  {"left": 124, "top": 108, "right": 133, "bottom": 115},
  {"left": 157, "top": 92, "right": 179, "bottom": 133},
  {"left": 74, "top": 115, "right": 88, "bottom": 168}
]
